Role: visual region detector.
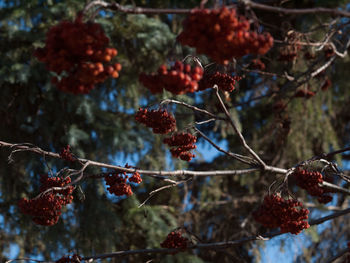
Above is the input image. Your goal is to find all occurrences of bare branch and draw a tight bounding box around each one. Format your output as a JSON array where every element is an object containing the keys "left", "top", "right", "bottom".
[
  {"left": 325, "top": 249, "right": 348, "bottom": 263},
  {"left": 47, "top": 207, "right": 349, "bottom": 261},
  {"left": 194, "top": 127, "right": 257, "bottom": 166},
  {"left": 5, "top": 258, "right": 54, "bottom": 263},
  {"left": 138, "top": 178, "right": 191, "bottom": 208},
  {"left": 0, "top": 140, "right": 267, "bottom": 178},
  {"left": 160, "top": 99, "right": 225, "bottom": 121},
  {"left": 82, "top": 0, "right": 350, "bottom": 18},
  {"left": 321, "top": 181, "right": 350, "bottom": 195},
  {"left": 213, "top": 86, "right": 267, "bottom": 168},
  {"left": 83, "top": 0, "right": 192, "bottom": 14},
  {"left": 241, "top": 0, "right": 350, "bottom": 18},
  {"left": 321, "top": 146, "right": 350, "bottom": 160}
]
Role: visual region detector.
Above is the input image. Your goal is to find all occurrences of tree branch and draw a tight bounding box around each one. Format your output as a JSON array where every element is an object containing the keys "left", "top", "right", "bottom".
[
  {"left": 0, "top": 140, "right": 266, "bottom": 179},
  {"left": 83, "top": 0, "right": 350, "bottom": 18},
  {"left": 83, "top": 0, "right": 192, "bottom": 14},
  {"left": 213, "top": 86, "right": 267, "bottom": 168},
  {"left": 194, "top": 127, "right": 257, "bottom": 166},
  {"left": 17, "top": 207, "right": 345, "bottom": 262},
  {"left": 160, "top": 99, "right": 226, "bottom": 121},
  {"left": 241, "top": 0, "right": 350, "bottom": 18}
]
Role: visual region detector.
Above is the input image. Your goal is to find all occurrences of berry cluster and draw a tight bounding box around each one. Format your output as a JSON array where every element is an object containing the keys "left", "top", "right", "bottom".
[
  {"left": 135, "top": 108, "right": 176, "bottom": 134},
  {"left": 35, "top": 14, "right": 121, "bottom": 94},
  {"left": 278, "top": 32, "right": 301, "bottom": 62},
  {"left": 163, "top": 132, "right": 197, "bottom": 161},
  {"left": 198, "top": 72, "right": 241, "bottom": 92},
  {"left": 250, "top": 59, "right": 266, "bottom": 71},
  {"left": 294, "top": 89, "right": 316, "bottom": 99},
  {"left": 56, "top": 254, "right": 82, "bottom": 263},
  {"left": 104, "top": 170, "right": 142, "bottom": 197},
  {"left": 129, "top": 171, "right": 142, "bottom": 184},
  {"left": 321, "top": 78, "right": 332, "bottom": 91},
  {"left": 253, "top": 194, "right": 310, "bottom": 235},
  {"left": 272, "top": 100, "right": 287, "bottom": 113},
  {"left": 160, "top": 230, "right": 189, "bottom": 251},
  {"left": 139, "top": 61, "right": 204, "bottom": 95},
  {"left": 60, "top": 145, "right": 75, "bottom": 162},
  {"left": 177, "top": 7, "right": 274, "bottom": 64},
  {"left": 292, "top": 169, "right": 333, "bottom": 204},
  {"left": 304, "top": 51, "right": 316, "bottom": 60},
  {"left": 324, "top": 45, "right": 335, "bottom": 58},
  {"left": 278, "top": 47, "right": 299, "bottom": 61},
  {"left": 18, "top": 175, "right": 74, "bottom": 226}
]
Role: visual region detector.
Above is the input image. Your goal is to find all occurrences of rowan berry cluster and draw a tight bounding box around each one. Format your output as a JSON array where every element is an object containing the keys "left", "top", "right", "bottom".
[
  {"left": 324, "top": 45, "right": 335, "bottom": 58},
  {"left": 56, "top": 254, "right": 82, "bottom": 263},
  {"left": 18, "top": 175, "right": 74, "bottom": 226},
  {"left": 253, "top": 194, "right": 310, "bottom": 235},
  {"left": 160, "top": 230, "right": 189, "bottom": 251},
  {"left": 292, "top": 169, "right": 333, "bottom": 204},
  {"left": 163, "top": 132, "right": 197, "bottom": 161},
  {"left": 177, "top": 7, "right": 274, "bottom": 64},
  {"left": 135, "top": 108, "right": 176, "bottom": 134},
  {"left": 321, "top": 78, "right": 332, "bottom": 91},
  {"left": 304, "top": 51, "right": 316, "bottom": 60},
  {"left": 139, "top": 61, "right": 204, "bottom": 95},
  {"left": 272, "top": 100, "right": 287, "bottom": 113},
  {"left": 295, "top": 89, "right": 316, "bottom": 99},
  {"left": 278, "top": 32, "right": 301, "bottom": 62},
  {"left": 198, "top": 72, "right": 241, "bottom": 92},
  {"left": 278, "top": 47, "right": 299, "bottom": 61},
  {"left": 129, "top": 171, "right": 142, "bottom": 184},
  {"left": 60, "top": 145, "right": 75, "bottom": 162},
  {"left": 104, "top": 170, "right": 142, "bottom": 197},
  {"left": 250, "top": 59, "right": 266, "bottom": 71},
  {"left": 35, "top": 14, "right": 121, "bottom": 94}
]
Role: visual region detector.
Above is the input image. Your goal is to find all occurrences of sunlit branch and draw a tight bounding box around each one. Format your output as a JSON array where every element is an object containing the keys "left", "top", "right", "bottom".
[
  {"left": 0, "top": 140, "right": 264, "bottom": 178},
  {"left": 321, "top": 181, "right": 350, "bottom": 195}
]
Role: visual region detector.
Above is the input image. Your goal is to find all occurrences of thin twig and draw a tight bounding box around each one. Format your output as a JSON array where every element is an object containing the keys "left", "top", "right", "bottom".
[
  {"left": 83, "top": 0, "right": 192, "bottom": 14},
  {"left": 138, "top": 179, "right": 190, "bottom": 208},
  {"left": 325, "top": 248, "right": 348, "bottom": 263},
  {"left": 160, "top": 99, "right": 225, "bottom": 121},
  {"left": 213, "top": 85, "right": 267, "bottom": 168},
  {"left": 241, "top": 0, "right": 350, "bottom": 18},
  {"left": 321, "top": 146, "right": 350, "bottom": 160},
  {"left": 194, "top": 127, "right": 257, "bottom": 166},
  {"left": 5, "top": 259, "right": 53, "bottom": 263}
]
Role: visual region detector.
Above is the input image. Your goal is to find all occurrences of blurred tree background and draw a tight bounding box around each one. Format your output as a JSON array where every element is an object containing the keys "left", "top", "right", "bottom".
[{"left": 1, "top": 0, "right": 350, "bottom": 262}]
